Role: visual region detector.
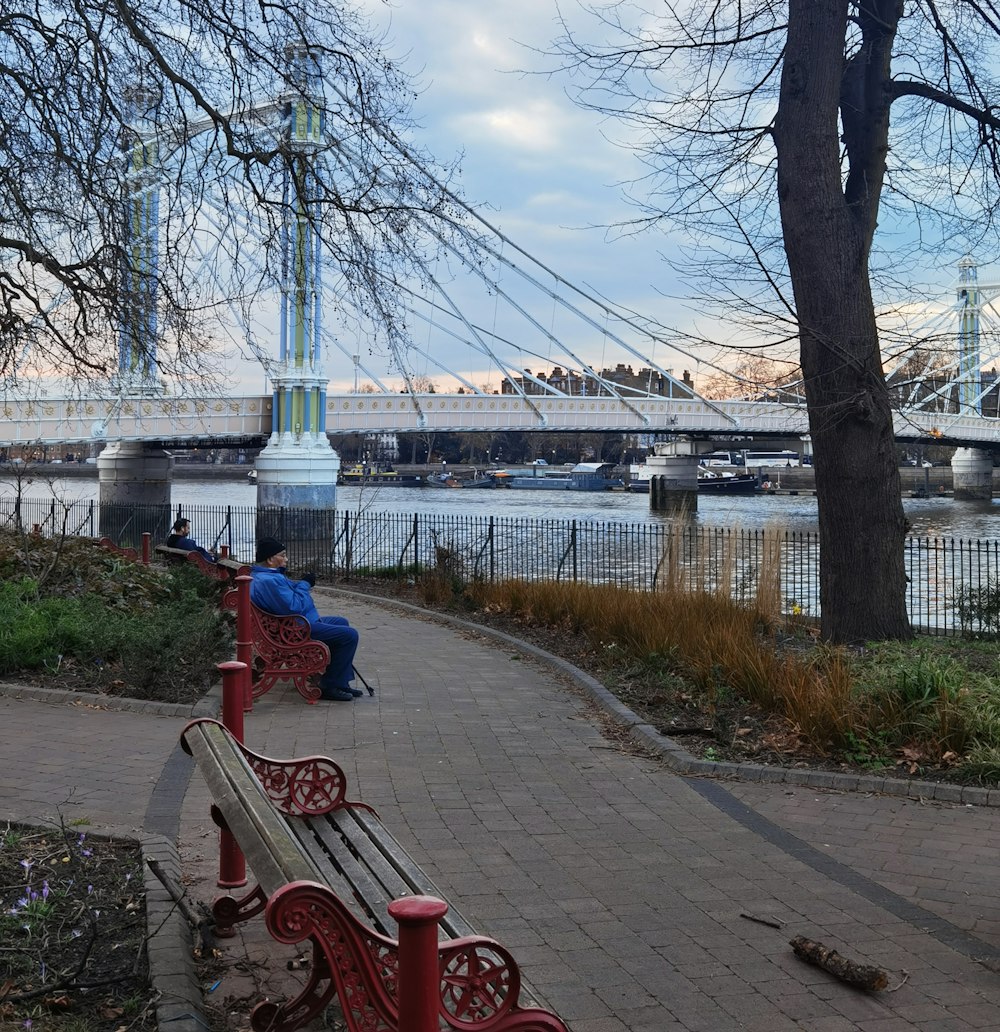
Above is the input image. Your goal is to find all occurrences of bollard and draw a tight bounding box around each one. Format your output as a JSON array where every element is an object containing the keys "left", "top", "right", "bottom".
[
  {"left": 234, "top": 575, "right": 254, "bottom": 712},
  {"left": 217, "top": 661, "right": 248, "bottom": 892},
  {"left": 389, "top": 895, "right": 448, "bottom": 1032},
  {"left": 219, "top": 544, "right": 230, "bottom": 559},
  {"left": 220, "top": 661, "right": 247, "bottom": 743},
  {"left": 141, "top": 531, "right": 151, "bottom": 565}
]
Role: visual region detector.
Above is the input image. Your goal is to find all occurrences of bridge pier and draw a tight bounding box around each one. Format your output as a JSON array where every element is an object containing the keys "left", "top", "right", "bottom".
[
  {"left": 952, "top": 447, "right": 993, "bottom": 500},
  {"left": 646, "top": 440, "right": 701, "bottom": 512},
  {"left": 254, "top": 430, "right": 341, "bottom": 570},
  {"left": 96, "top": 441, "right": 173, "bottom": 544}
]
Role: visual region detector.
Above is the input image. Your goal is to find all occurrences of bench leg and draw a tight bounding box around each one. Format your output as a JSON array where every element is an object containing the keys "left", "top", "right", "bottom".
[
  {"left": 213, "top": 884, "right": 267, "bottom": 938},
  {"left": 293, "top": 675, "right": 322, "bottom": 704},
  {"left": 251, "top": 937, "right": 337, "bottom": 1032}
]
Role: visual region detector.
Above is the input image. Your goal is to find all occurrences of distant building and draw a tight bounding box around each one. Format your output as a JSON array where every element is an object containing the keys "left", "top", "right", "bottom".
[{"left": 501, "top": 365, "right": 696, "bottom": 399}]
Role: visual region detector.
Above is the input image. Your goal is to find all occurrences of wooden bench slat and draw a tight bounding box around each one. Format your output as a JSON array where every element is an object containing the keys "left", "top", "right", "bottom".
[
  {"left": 284, "top": 819, "right": 392, "bottom": 931},
  {"left": 346, "top": 808, "right": 478, "bottom": 940},
  {"left": 304, "top": 816, "right": 401, "bottom": 935}
]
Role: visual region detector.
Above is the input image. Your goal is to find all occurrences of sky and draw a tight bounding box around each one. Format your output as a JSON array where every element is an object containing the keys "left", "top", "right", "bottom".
[
  {"left": 220, "top": 0, "right": 705, "bottom": 397},
  {"left": 119, "top": 0, "right": 1000, "bottom": 400}
]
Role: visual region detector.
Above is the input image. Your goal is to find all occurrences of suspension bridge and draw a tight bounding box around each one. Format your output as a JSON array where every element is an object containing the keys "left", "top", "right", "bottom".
[{"left": 3, "top": 51, "right": 1000, "bottom": 512}]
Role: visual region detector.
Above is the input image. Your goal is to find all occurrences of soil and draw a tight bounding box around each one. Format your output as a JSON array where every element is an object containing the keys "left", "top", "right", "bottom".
[{"left": 0, "top": 823, "right": 156, "bottom": 1032}]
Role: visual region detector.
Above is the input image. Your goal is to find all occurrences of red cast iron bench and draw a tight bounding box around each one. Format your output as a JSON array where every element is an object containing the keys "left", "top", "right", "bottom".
[
  {"left": 98, "top": 535, "right": 142, "bottom": 562},
  {"left": 154, "top": 543, "right": 250, "bottom": 583},
  {"left": 180, "top": 717, "right": 567, "bottom": 1032},
  {"left": 223, "top": 580, "right": 373, "bottom": 705}
]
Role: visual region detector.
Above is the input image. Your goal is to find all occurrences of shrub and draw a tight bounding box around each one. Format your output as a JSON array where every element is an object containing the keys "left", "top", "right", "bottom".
[{"left": 0, "top": 570, "right": 232, "bottom": 704}]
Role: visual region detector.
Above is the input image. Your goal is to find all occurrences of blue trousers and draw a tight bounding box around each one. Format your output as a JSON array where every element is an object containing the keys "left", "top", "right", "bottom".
[{"left": 309, "top": 616, "right": 359, "bottom": 690}]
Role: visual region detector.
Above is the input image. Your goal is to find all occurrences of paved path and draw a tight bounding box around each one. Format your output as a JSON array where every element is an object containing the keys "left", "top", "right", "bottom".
[{"left": 4, "top": 591, "right": 1000, "bottom": 1030}]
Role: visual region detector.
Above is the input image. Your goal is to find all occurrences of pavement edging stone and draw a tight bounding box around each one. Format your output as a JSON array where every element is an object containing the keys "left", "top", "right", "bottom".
[
  {"left": 0, "top": 680, "right": 218, "bottom": 718},
  {"left": 331, "top": 586, "right": 1000, "bottom": 808}
]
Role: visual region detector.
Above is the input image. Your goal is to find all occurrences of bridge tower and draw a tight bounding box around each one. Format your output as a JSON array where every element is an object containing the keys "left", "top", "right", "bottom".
[
  {"left": 97, "top": 85, "right": 173, "bottom": 540},
  {"left": 952, "top": 257, "right": 994, "bottom": 500},
  {"left": 253, "top": 44, "right": 340, "bottom": 552}
]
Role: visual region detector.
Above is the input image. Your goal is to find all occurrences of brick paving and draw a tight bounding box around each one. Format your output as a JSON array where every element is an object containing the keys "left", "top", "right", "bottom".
[{"left": 4, "top": 592, "right": 1000, "bottom": 1030}]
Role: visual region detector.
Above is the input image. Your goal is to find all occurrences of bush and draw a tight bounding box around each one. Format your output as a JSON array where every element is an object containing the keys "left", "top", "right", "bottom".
[{"left": 0, "top": 572, "right": 232, "bottom": 704}]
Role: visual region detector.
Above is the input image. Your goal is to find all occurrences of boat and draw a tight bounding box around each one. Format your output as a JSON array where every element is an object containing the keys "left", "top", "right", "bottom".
[
  {"left": 338, "top": 463, "right": 424, "bottom": 487},
  {"left": 464, "top": 471, "right": 500, "bottom": 488},
  {"left": 247, "top": 468, "right": 257, "bottom": 482},
  {"left": 493, "top": 462, "right": 623, "bottom": 491},
  {"left": 425, "top": 472, "right": 463, "bottom": 488},
  {"left": 627, "top": 463, "right": 759, "bottom": 494},
  {"left": 696, "top": 469, "right": 759, "bottom": 493}
]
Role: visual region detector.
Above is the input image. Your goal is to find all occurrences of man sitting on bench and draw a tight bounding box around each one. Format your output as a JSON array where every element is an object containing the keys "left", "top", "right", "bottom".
[
  {"left": 167, "top": 518, "right": 217, "bottom": 563},
  {"left": 251, "top": 537, "right": 361, "bottom": 702}
]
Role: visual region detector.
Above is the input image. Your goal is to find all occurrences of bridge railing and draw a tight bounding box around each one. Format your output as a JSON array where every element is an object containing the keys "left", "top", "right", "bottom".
[{"left": 1, "top": 494, "right": 997, "bottom": 636}]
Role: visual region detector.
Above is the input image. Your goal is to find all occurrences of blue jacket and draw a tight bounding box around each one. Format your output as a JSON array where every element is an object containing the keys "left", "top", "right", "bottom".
[
  {"left": 250, "top": 565, "right": 321, "bottom": 627},
  {"left": 167, "top": 534, "right": 216, "bottom": 563}
]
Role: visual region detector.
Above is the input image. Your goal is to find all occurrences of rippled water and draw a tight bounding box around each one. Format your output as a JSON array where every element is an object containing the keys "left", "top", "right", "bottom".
[{"left": 4, "top": 472, "right": 999, "bottom": 538}]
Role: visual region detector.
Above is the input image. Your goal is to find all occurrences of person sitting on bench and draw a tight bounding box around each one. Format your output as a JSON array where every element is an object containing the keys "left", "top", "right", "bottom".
[
  {"left": 250, "top": 537, "right": 361, "bottom": 702},
  {"left": 166, "top": 518, "right": 217, "bottom": 563}
]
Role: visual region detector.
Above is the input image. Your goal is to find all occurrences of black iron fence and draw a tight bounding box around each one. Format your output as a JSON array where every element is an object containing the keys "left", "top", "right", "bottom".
[{"left": 2, "top": 494, "right": 998, "bottom": 635}]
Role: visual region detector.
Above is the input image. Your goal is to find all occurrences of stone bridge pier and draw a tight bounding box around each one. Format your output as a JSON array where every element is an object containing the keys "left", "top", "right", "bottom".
[
  {"left": 646, "top": 438, "right": 706, "bottom": 512},
  {"left": 96, "top": 441, "right": 173, "bottom": 544}
]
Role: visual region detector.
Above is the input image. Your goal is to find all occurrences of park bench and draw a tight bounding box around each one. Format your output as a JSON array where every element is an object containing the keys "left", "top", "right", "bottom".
[
  {"left": 222, "top": 579, "right": 374, "bottom": 705},
  {"left": 98, "top": 535, "right": 142, "bottom": 563},
  {"left": 222, "top": 583, "right": 330, "bottom": 703},
  {"left": 154, "top": 543, "right": 250, "bottom": 583},
  {"left": 180, "top": 715, "right": 567, "bottom": 1032}
]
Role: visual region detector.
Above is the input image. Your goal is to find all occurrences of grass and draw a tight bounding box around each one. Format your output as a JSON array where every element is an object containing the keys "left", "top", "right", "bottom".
[{"left": 0, "top": 532, "right": 234, "bottom": 703}]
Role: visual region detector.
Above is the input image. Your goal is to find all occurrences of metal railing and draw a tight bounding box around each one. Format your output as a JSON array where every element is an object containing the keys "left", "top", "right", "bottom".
[{"left": 2, "top": 495, "right": 998, "bottom": 635}]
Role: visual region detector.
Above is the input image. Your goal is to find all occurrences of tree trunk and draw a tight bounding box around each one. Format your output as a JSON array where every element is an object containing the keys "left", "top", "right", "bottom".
[{"left": 774, "top": 0, "right": 911, "bottom": 643}]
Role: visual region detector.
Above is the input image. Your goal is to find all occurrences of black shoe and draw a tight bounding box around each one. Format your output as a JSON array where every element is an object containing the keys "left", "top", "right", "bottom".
[
  {"left": 348, "top": 686, "right": 364, "bottom": 697},
  {"left": 320, "top": 687, "right": 354, "bottom": 702}
]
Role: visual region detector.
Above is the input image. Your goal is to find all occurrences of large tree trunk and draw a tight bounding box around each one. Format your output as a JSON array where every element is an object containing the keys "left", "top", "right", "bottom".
[{"left": 774, "top": 0, "right": 911, "bottom": 643}]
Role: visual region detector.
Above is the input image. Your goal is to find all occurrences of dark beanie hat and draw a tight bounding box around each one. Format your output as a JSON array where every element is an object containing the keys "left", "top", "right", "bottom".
[{"left": 255, "top": 537, "right": 285, "bottom": 563}]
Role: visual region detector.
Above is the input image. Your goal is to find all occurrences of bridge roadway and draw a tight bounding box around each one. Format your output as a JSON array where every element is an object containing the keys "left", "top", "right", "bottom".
[{"left": 1, "top": 393, "right": 998, "bottom": 447}]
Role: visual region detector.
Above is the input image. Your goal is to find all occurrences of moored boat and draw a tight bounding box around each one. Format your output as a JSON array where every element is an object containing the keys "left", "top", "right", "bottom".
[
  {"left": 425, "top": 472, "right": 463, "bottom": 488},
  {"left": 627, "top": 462, "right": 759, "bottom": 494},
  {"left": 338, "top": 463, "right": 424, "bottom": 487},
  {"left": 494, "top": 462, "right": 623, "bottom": 491}
]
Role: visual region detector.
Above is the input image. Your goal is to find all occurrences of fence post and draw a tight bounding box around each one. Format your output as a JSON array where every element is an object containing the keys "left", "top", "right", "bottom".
[
  {"left": 141, "top": 532, "right": 151, "bottom": 565},
  {"left": 234, "top": 575, "right": 254, "bottom": 712},
  {"left": 489, "top": 515, "right": 495, "bottom": 583},
  {"left": 388, "top": 895, "right": 449, "bottom": 1032},
  {"left": 572, "top": 520, "right": 578, "bottom": 582},
  {"left": 217, "top": 661, "right": 248, "bottom": 893}
]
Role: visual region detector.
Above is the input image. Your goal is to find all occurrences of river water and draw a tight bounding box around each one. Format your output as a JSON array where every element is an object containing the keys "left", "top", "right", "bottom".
[{"left": 4, "top": 471, "right": 1000, "bottom": 540}]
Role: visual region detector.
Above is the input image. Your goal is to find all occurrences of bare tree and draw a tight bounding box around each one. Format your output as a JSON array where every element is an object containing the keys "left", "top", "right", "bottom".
[
  {"left": 700, "top": 356, "right": 802, "bottom": 402},
  {"left": 552, "top": 1, "right": 1000, "bottom": 643},
  {"left": 0, "top": 0, "right": 468, "bottom": 393}
]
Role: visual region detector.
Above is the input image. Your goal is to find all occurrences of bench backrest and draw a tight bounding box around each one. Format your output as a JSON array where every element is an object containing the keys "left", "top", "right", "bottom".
[{"left": 181, "top": 719, "right": 328, "bottom": 894}]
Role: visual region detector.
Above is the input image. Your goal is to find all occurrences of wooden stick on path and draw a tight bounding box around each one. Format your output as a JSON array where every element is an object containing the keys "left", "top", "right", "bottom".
[{"left": 789, "top": 935, "right": 889, "bottom": 991}]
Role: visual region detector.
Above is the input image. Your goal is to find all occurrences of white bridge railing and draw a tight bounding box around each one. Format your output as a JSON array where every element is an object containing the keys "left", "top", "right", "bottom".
[{"left": 2, "top": 392, "right": 998, "bottom": 446}]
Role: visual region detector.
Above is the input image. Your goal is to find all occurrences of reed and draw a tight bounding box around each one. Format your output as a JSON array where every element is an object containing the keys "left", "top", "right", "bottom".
[{"left": 464, "top": 576, "right": 1000, "bottom": 761}]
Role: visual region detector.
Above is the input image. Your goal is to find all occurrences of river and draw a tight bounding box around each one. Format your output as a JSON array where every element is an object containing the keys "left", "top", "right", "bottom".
[{"left": 4, "top": 471, "right": 1000, "bottom": 539}]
